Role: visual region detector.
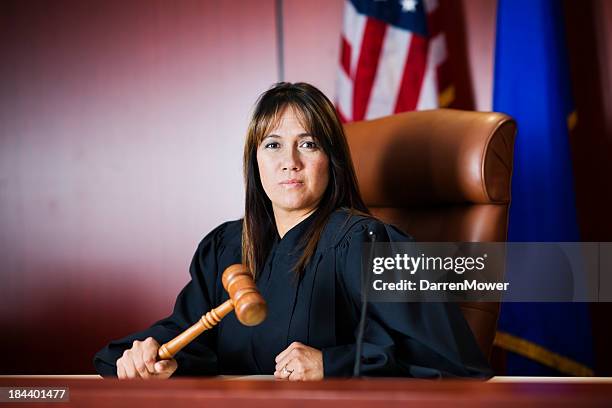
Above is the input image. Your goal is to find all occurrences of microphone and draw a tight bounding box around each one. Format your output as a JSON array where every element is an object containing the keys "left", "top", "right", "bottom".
[{"left": 353, "top": 229, "right": 377, "bottom": 377}]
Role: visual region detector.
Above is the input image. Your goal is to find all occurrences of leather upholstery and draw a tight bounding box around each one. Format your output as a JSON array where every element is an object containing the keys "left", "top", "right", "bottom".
[{"left": 344, "top": 109, "right": 517, "bottom": 359}]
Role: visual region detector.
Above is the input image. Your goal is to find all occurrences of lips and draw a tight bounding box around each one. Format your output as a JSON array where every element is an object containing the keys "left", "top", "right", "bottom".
[{"left": 280, "top": 179, "right": 304, "bottom": 185}]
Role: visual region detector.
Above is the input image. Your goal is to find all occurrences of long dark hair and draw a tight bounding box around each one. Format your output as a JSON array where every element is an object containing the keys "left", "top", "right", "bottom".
[{"left": 242, "top": 82, "right": 369, "bottom": 279}]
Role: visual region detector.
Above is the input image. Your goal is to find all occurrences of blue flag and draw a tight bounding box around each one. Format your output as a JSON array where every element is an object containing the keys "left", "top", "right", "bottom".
[{"left": 493, "top": 0, "right": 594, "bottom": 375}]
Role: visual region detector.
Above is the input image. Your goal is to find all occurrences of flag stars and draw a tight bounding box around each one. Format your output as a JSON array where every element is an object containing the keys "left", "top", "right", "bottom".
[{"left": 401, "top": 0, "right": 418, "bottom": 12}]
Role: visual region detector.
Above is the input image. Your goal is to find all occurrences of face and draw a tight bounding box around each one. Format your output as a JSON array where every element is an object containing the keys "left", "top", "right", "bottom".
[{"left": 256, "top": 107, "right": 330, "bottom": 217}]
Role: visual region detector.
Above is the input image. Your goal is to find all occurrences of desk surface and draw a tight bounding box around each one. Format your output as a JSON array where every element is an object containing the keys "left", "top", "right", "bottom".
[
  {"left": 3, "top": 374, "right": 612, "bottom": 382},
  {"left": 1, "top": 377, "right": 611, "bottom": 407}
]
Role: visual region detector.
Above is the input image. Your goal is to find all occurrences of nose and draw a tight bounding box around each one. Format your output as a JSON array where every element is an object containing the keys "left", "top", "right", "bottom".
[{"left": 281, "top": 145, "right": 301, "bottom": 171}]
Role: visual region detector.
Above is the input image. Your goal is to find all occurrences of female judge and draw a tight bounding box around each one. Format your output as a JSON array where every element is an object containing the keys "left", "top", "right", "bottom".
[{"left": 94, "top": 82, "right": 491, "bottom": 380}]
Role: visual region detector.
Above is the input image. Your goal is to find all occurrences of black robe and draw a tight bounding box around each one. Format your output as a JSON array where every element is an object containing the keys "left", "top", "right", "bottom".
[{"left": 94, "top": 209, "right": 492, "bottom": 378}]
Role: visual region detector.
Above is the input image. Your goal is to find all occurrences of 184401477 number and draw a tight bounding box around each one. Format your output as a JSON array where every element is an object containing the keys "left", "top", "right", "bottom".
[{"left": 0, "top": 387, "right": 69, "bottom": 402}]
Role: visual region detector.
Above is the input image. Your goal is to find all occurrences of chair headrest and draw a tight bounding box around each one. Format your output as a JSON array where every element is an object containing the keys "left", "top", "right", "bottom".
[{"left": 344, "top": 109, "right": 516, "bottom": 206}]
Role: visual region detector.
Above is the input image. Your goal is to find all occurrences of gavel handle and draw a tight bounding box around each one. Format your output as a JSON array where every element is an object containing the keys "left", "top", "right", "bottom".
[{"left": 157, "top": 299, "right": 234, "bottom": 360}]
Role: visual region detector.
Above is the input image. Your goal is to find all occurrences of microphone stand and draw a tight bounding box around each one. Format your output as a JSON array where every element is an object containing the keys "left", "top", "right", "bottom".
[{"left": 353, "top": 230, "right": 377, "bottom": 377}]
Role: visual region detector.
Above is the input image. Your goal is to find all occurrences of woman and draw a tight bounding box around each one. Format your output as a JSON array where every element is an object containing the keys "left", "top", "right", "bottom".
[{"left": 94, "top": 82, "right": 492, "bottom": 380}]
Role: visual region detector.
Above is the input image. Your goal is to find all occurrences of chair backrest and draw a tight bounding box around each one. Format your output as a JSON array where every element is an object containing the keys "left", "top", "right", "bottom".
[{"left": 344, "top": 109, "right": 517, "bottom": 359}]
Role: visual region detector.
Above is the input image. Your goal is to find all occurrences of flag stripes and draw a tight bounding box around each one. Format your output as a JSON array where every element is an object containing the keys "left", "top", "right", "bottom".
[{"left": 337, "top": 0, "right": 448, "bottom": 122}]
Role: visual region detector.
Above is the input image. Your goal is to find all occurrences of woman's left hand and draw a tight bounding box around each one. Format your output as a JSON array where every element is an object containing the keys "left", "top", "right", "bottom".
[{"left": 274, "top": 342, "right": 323, "bottom": 381}]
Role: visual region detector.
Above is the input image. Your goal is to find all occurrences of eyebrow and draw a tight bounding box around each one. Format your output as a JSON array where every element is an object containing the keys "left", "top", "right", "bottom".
[{"left": 262, "top": 133, "right": 313, "bottom": 139}]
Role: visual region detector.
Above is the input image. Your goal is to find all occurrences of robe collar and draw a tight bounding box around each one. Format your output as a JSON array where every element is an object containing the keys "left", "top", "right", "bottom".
[{"left": 273, "top": 210, "right": 318, "bottom": 256}]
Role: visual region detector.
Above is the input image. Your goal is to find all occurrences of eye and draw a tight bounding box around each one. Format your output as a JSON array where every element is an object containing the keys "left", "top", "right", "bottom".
[
  {"left": 299, "top": 140, "right": 318, "bottom": 149},
  {"left": 264, "top": 141, "right": 280, "bottom": 149}
]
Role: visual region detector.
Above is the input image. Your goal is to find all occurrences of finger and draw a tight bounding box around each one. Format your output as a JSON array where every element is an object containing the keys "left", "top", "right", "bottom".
[
  {"left": 142, "top": 339, "right": 158, "bottom": 374},
  {"left": 275, "top": 341, "right": 303, "bottom": 364},
  {"left": 275, "top": 367, "right": 290, "bottom": 380},
  {"left": 278, "top": 358, "right": 296, "bottom": 381},
  {"left": 152, "top": 360, "right": 177, "bottom": 380},
  {"left": 116, "top": 360, "right": 126, "bottom": 379},
  {"left": 275, "top": 348, "right": 300, "bottom": 372},
  {"left": 287, "top": 364, "right": 298, "bottom": 381},
  {"left": 154, "top": 359, "right": 177, "bottom": 375},
  {"left": 129, "top": 341, "right": 148, "bottom": 377},
  {"left": 283, "top": 354, "right": 312, "bottom": 381},
  {"left": 122, "top": 353, "right": 138, "bottom": 378},
  {"left": 286, "top": 362, "right": 308, "bottom": 382},
  {"left": 133, "top": 353, "right": 152, "bottom": 379},
  {"left": 275, "top": 356, "right": 288, "bottom": 373}
]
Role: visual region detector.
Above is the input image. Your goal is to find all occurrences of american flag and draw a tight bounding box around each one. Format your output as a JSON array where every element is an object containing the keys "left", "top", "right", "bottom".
[{"left": 336, "top": 0, "right": 452, "bottom": 123}]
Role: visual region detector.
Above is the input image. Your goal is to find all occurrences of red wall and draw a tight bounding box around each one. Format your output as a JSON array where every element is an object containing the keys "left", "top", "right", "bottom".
[
  {"left": 0, "top": 0, "right": 278, "bottom": 373},
  {"left": 1, "top": 0, "right": 611, "bottom": 374}
]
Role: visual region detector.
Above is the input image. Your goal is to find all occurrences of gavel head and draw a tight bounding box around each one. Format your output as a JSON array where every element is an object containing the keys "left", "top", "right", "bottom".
[{"left": 222, "top": 264, "right": 267, "bottom": 326}]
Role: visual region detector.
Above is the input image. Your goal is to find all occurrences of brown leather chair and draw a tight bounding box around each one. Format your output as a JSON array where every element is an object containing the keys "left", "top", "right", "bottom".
[{"left": 344, "top": 109, "right": 517, "bottom": 360}]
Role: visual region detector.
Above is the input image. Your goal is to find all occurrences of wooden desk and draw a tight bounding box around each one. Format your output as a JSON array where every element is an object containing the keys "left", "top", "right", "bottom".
[{"left": 1, "top": 377, "right": 611, "bottom": 407}]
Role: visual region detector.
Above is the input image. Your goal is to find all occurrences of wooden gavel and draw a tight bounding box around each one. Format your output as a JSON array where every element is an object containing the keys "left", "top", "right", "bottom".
[{"left": 157, "top": 264, "right": 267, "bottom": 360}]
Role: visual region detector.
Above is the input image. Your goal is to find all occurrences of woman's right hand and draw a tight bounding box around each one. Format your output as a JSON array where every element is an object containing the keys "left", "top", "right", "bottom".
[{"left": 116, "top": 337, "right": 178, "bottom": 379}]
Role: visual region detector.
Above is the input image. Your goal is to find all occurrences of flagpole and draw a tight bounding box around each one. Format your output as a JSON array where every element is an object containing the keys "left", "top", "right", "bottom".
[{"left": 275, "top": 0, "right": 285, "bottom": 82}]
